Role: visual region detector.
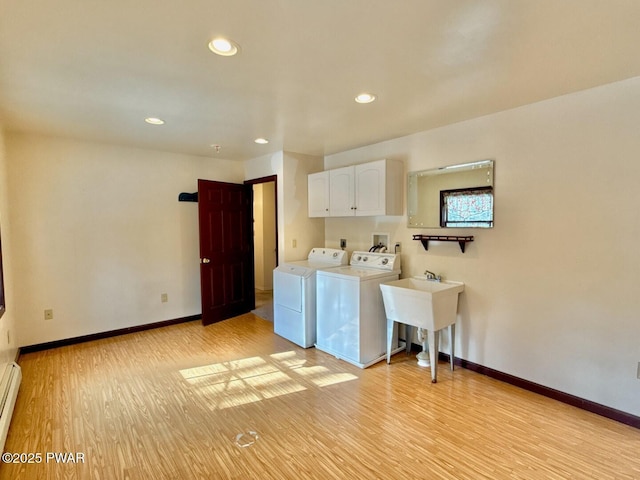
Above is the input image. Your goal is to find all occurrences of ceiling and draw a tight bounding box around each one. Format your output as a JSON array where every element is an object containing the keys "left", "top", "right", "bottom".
[{"left": 2, "top": 1, "right": 640, "bottom": 161}]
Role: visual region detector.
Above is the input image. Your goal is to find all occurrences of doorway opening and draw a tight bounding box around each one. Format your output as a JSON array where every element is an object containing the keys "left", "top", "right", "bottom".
[{"left": 245, "top": 176, "right": 277, "bottom": 317}]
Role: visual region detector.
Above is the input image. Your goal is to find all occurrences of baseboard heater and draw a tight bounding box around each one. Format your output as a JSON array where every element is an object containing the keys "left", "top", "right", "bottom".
[{"left": 0, "top": 362, "right": 21, "bottom": 453}]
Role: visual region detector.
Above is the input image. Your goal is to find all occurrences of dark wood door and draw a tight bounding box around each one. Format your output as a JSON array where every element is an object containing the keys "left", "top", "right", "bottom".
[{"left": 198, "top": 179, "right": 255, "bottom": 326}]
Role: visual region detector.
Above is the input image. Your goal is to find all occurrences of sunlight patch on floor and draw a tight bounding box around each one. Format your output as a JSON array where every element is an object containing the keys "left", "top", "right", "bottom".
[
  {"left": 243, "top": 371, "right": 307, "bottom": 398},
  {"left": 179, "top": 350, "right": 357, "bottom": 409},
  {"left": 295, "top": 365, "right": 358, "bottom": 387},
  {"left": 270, "top": 350, "right": 308, "bottom": 369}
]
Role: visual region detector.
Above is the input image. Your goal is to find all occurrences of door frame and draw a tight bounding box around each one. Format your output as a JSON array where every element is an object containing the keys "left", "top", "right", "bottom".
[{"left": 244, "top": 175, "right": 279, "bottom": 268}]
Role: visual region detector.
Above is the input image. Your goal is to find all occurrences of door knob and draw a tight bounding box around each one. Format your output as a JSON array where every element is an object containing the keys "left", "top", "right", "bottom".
[{"left": 201, "top": 258, "right": 211, "bottom": 264}]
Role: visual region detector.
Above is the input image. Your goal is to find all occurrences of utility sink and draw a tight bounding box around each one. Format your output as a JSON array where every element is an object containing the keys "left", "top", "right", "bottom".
[
  {"left": 380, "top": 277, "right": 464, "bottom": 383},
  {"left": 380, "top": 278, "right": 464, "bottom": 331}
]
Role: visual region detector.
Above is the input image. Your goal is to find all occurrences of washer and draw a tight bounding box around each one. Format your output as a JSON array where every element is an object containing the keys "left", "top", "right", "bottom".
[
  {"left": 273, "top": 248, "right": 348, "bottom": 348},
  {"left": 316, "top": 251, "right": 404, "bottom": 368}
]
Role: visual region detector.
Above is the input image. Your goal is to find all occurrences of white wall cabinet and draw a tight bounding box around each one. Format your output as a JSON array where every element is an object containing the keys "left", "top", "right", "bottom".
[
  {"left": 354, "top": 159, "right": 402, "bottom": 216},
  {"left": 307, "top": 171, "right": 330, "bottom": 217},
  {"left": 329, "top": 166, "right": 356, "bottom": 216},
  {"left": 308, "top": 159, "right": 403, "bottom": 217}
]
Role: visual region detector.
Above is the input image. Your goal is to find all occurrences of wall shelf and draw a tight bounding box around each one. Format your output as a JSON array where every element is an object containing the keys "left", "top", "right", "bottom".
[{"left": 412, "top": 235, "right": 474, "bottom": 253}]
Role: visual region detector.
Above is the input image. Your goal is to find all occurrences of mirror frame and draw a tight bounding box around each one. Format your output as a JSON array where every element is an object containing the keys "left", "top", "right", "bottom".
[{"left": 407, "top": 159, "right": 494, "bottom": 229}]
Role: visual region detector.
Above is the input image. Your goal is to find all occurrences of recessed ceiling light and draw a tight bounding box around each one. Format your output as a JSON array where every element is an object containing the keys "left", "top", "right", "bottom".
[
  {"left": 254, "top": 138, "right": 269, "bottom": 144},
  {"left": 208, "top": 37, "right": 240, "bottom": 56},
  {"left": 144, "top": 117, "right": 165, "bottom": 125},
  {"left": 355, "top": 93, "right": 376, "bottom": 104}
]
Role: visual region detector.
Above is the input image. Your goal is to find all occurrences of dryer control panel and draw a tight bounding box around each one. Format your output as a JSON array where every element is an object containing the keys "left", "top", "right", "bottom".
[
  {"left": 349, "top": 251, "right": 401, "bottom": 272},
  {"left": 308, "top": 248, "right": 349, "bottom": 265}
]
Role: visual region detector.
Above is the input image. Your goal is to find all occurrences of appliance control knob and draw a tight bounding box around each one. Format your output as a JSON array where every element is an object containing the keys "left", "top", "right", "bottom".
[
  {"left": 363, "top": 257, "right": 368, "bottom": 261},
  {"left": 333, "top": 252, "right": 338, "bottom": 257},
  {"left": 357, "top": 256, "right": 362, "bottom": 261},
  {"left": 381, "top": 258, "right": 389, "bottom": 265}
]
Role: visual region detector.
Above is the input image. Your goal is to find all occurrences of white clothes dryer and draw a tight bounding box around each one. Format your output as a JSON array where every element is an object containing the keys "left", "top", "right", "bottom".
[
  {"left": 315, "top": 251, "right": 405, "bottom": 368},
  {"left": 273, "top": 248, "right": 348, "bottom": 348}
]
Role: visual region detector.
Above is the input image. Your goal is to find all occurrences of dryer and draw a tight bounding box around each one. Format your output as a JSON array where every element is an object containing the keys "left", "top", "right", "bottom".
[
  {"left": 273, "top": 248, "right": 348, "bottom": 348},
  {"left": 316, "top": 251, "right": 404, "bottom": 368}
]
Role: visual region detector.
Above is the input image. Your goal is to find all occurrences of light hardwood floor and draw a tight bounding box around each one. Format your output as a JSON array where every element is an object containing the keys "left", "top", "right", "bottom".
[{"left": 3, "top": 315, "right": 639, "bottom": 479}]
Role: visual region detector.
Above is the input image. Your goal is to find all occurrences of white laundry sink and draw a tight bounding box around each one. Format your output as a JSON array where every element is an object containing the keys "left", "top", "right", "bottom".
[
  {"left": 380, "top": 277, "right": 464, "bottom": 383},
  {"left": 380, "top": 278, "right": 464, "bottom": 331}
]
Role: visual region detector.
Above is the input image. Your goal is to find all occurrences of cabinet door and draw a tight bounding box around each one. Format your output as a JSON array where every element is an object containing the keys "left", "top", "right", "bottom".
[
  {"left": 308, "top": 171, "right": 330, "bottom": 217},
  {"left": 355, "top": 160, "right": 386, "bottom": 216},
  {"left": 329, "top": 166, "right": 355, "bottom": 216}
]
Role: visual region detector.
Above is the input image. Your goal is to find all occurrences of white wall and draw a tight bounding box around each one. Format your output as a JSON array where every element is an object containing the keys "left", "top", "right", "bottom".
[
  {"left": 282, "top": 152, "right": 325, "bottom": 262},
  {"left": 0, "top": 124, "right": 18, "bottom": 364},
  {"left": 245, "top": 151, "right": 325, "bottom": 264},
  {"left": 6, "top": 133, "right": 244, "bottom": 347},
  {"left": 323, "top": 76, "right": 640, "bottom": 417},
  {"left": 245, "top": 151, "right": 285, "bottom": 262}
]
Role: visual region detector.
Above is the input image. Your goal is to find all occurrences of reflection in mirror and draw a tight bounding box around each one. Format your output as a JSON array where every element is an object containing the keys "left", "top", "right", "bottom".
[{"left": 408, "top": 160, "right": 494, "bottom": 228}]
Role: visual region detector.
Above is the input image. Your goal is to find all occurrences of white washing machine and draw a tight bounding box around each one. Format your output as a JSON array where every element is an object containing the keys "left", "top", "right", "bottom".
[
  {"left": 316, "top": 251, "right": 404, "bottom": 368},
  {"left": 273, "top": 248, "right": 348, "bottom": 348}
]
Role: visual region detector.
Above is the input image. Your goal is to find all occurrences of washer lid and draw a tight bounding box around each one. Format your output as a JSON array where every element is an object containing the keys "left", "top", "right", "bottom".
[
  {"left": 280, "top": 258, "right": 347, "bottom": 271},
  {"left": 318, "top": 266, "right": 399, "bottom": 281},
  {"left": 274, "top": 264, "right": 314, "bottom": 278}
]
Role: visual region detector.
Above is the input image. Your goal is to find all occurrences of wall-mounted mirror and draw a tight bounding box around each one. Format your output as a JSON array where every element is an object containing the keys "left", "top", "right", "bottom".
[{"left": 408, "top": 159, "right": 494, "bottom": 228}]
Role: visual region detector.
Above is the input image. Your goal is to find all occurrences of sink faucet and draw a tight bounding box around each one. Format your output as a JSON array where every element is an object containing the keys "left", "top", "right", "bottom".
[{"left": 424, "top": 269, "right": 441, "bottom": 282}]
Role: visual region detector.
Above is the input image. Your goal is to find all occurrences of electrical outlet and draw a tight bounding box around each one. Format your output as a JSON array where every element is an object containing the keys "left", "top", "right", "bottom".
[
  {"left": 6, "top": 330, "right": 10, "bottom": 345},
  {"left": 637, "top": 362, "right": 640, "bottom": 380},
  {"left": 395, "top": 242, "right": 401, "bottom": 253},
  {"left": 292, "top": 239, "right": 297, "bottom": 248},
  {"left": 44, "top": 309, "right": 53, "bottom": 320},
  {"left": 340, "top": 238, "right": 347, "bottom": 249},
  {"left": 161, "top": 293, "right": 168, "bottom": 303}
]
